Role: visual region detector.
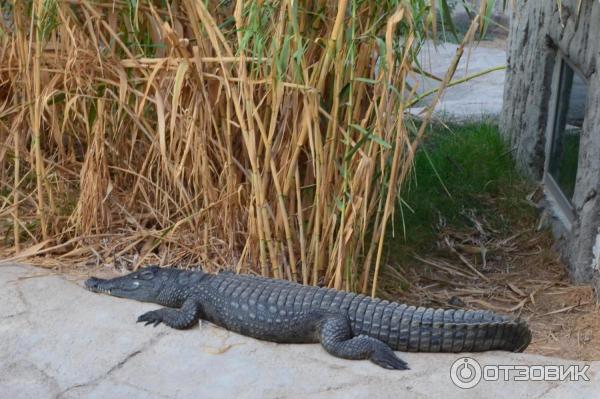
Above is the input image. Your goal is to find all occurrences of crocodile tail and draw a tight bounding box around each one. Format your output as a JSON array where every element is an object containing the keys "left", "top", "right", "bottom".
[
  {"left": 453, "top": 310, "right": 531, "bottom": 353},
  {"left": 376, "top": 305, "right": 532, "bottom": 353},
  {"left": 421, "top": 308, "right": 532, "bottom": 353},
  {"left": 504, "top": 318, "right": 532, "bottom": 352}
]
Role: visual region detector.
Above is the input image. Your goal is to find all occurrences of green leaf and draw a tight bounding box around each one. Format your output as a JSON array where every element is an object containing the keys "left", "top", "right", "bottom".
[
  {"left": 335, "top": 197, "right": 346, "bottom": 212},
  {"left": 349, "top": 124, "right": 392, "bottom": 149},
  {"left": 338, "top": 82, "right": 351, "bottom": 105},
  {"left": 350, "top": 123, "right": 369, "bottom": 136},
  {"left": 439, "top": 0, "right": 460, "bottom": 43},
  {"left": 368, "top": 133, "right": 392, "bottom": 149}
]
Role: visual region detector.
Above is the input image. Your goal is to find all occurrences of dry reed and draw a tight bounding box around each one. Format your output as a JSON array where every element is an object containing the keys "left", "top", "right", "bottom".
[{"left": 0, "top": 1, "right": 491, "bottom": 294}]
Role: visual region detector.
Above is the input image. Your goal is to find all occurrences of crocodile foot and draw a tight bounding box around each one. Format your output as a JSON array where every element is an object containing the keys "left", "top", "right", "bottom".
[
  {"left": 370, "top": 342, "right": 410, "bottom": 370},
  {"left": 137, "top": 310, "right": 164, "bottom": 327}
]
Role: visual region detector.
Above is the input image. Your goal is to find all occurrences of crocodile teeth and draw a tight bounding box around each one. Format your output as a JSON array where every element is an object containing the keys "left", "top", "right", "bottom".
[{"left": 86, "top": 286, "right": 111, "bottom": 295}]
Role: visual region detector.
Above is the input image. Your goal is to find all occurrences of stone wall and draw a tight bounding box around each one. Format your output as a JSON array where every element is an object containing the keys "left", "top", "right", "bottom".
[{"left": 501, "top": 0, "right": 600, "bottom": 295}]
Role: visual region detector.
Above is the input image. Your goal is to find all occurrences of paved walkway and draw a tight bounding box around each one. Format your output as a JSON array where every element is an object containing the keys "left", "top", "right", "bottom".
[
  {"left": 1, "top": 264, "right": 598, "bottom": 398},
  {"left": 408, "top": 41, "right": 507, "bottom": 120}
]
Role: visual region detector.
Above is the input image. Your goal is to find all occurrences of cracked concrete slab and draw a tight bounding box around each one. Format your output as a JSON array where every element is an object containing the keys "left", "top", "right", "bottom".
[
  {"left": 1, "top": 263, "right": 598, "bottom": 398},
  {"left": 408, "top": 41, "right": 507, "bottom": 121}
]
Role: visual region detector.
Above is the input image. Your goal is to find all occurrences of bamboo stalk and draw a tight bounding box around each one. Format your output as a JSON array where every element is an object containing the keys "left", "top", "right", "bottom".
[{"left": 32, "top": 0, "right": 48, "bottom": 241}]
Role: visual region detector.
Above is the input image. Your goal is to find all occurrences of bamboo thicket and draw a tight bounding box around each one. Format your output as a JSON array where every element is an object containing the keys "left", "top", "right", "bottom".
[{"left": 0, "top": 0, "right": 489, "bottom": 294}]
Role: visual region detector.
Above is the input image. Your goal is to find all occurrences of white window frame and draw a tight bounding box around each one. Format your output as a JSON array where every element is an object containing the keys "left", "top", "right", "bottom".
[{"left": 543, "top": 55, "right": 588, "bottom": 232}]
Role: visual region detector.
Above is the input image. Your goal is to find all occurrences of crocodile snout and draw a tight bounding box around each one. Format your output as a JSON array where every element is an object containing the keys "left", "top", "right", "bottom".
[{"left": 85, "top": 277, "right": 112, "bottom": 295}]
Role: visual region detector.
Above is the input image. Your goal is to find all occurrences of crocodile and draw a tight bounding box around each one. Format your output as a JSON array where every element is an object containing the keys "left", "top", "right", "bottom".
[{"left": 85, "top": 266, "right": 531, "bottom": 370}]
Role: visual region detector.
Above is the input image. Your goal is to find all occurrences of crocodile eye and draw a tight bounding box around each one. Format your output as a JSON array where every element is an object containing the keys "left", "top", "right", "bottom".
[{"left": 140, "top": 271, "right": 154, "bottom": 280}]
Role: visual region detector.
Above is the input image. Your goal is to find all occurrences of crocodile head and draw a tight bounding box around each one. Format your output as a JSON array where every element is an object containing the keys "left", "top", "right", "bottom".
[{"left": 85, "top": 266, "right": 187, "bottom": 306}]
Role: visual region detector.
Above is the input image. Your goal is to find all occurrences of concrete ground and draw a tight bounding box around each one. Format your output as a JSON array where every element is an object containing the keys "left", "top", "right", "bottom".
[
  {"left": 408, "top": 41, "right": 507, "bottom": 120},
  {"left": 1, "top": 264, "right": 598, "bottom": 399}
]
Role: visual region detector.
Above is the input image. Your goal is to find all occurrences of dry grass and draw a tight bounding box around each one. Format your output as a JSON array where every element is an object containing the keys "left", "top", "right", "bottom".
[
  {"left": 0, "top": 1, "right": 495, "bottom": 293},
  {"left": 383, "top": 186, "right": 600, "bottom": 361}
]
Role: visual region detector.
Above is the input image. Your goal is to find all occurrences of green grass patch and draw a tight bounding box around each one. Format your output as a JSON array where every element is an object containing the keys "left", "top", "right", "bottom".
[{"left": 387, "top": 122, "right": 534, "bottom": 261}]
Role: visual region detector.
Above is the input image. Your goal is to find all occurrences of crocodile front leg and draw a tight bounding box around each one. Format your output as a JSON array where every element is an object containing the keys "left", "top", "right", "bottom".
[
  {"left": 319, "top": 314, "right": 409, "bottom": 370},
  {"left": 137, "top": 298, "right": 202, "bottom": 329}
]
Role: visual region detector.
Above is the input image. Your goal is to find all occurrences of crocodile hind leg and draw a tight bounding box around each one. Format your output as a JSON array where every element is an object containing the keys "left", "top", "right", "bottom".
[
  {"left": 137, "top": 298, "right": 202, "bottom": 329},
  {"left": 318, "top": 314, "right": 409, "bottom": 370}
]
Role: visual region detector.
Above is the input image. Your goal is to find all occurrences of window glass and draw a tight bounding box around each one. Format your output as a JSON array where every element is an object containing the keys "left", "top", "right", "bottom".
[{"left": 548, "top": 62, "right": 587, "bottom": 202}]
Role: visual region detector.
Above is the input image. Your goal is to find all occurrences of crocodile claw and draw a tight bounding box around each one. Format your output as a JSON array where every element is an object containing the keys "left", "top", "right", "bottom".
[
  {"left": 371, "top": 348, "right": 410, "bottom": 370},
  {"left": 137, "top": 310, "right": 163, "bottom": 327}
]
